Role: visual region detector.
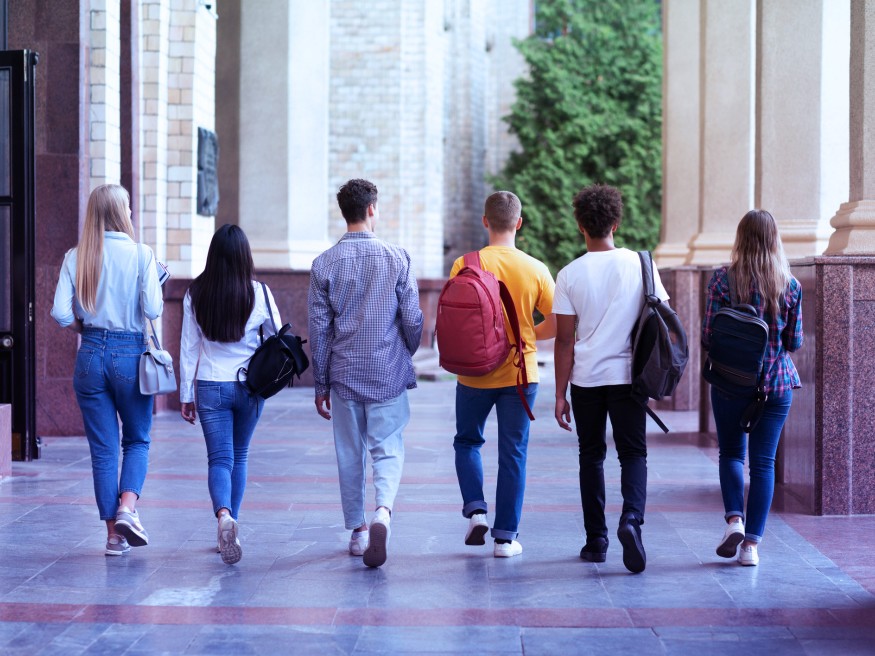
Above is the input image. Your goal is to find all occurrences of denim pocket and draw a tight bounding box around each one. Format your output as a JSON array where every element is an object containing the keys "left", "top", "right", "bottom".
[
  {"left": 74, "top": 348, "right": 95, "bottom": 378},
  {"left": 197, "top": 384, "right": 224, "bottom": 412},
  {"left": 111, "top": 352, "right": 141, "bottom": 384}
]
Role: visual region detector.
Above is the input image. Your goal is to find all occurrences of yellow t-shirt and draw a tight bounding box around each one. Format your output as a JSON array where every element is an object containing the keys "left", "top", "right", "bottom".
[{"left": 449, "top": 245, "right": 555, "bottom": 389}]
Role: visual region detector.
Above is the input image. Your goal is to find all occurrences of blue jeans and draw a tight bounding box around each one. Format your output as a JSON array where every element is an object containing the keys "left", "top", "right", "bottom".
[
  {"left": 197, "top": 381, "right": 264, "bottom": 519},
  {"left": 453, "top": 382, "right": 538, "bottom": 541},
  {"left": 711, "top": 387, "right": 793, "bottom": 543},
  {"left": 73, "top": 329, "right": 153, "bottom": 521},
  {"left": 330, "top": 390, "right": 409, "bottom": 530}
]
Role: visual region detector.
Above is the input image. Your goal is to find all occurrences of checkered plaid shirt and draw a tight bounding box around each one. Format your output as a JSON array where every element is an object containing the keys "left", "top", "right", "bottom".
[
  {"left": 308, "top": 231, "right": 423, "bottom": 403},
  {"left": 702, "top": 266, "right": 804, "bottom": 396}
]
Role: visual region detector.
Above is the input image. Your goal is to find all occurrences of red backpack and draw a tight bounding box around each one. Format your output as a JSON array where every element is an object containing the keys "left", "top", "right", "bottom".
[{"left": 436, "top": 251, "right": 534, "bottom": 419}]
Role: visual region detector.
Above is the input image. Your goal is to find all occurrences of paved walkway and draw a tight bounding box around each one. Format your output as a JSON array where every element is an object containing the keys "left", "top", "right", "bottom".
[{"left": 1, "top": 368, "right": 874, "bottom": 654}]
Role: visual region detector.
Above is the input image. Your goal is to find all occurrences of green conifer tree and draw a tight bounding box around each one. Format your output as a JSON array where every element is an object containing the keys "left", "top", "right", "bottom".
[{"left": 493, "top": 0, "right": 663, "bottom": 272}]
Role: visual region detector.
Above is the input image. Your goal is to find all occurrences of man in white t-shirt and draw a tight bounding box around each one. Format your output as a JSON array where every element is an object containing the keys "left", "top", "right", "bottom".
[{"left": 553, "top": 184, "right": 669, "bottom": 574}]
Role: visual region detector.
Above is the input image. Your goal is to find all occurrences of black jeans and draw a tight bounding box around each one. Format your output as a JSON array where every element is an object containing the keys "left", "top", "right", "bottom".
[{"left": 570, "top": 384, "right": 647, "bottom": 541}]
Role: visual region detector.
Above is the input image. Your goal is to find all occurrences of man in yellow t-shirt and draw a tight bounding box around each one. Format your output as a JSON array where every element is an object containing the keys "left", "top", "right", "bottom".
[{"left": 449, "top": 191, "right": 556, "bottom": 558}]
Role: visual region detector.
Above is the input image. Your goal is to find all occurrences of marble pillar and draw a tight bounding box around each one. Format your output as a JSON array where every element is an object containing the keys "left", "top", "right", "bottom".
[
  {"left": 655, "top": 0, "right": 700, "bottom": 268},
  {"left": 687, "top": 0, "right": 756, "bottom": 266},
  {"left": 825, "top": 0, "right": 875, "bottom": 254},
  {"left": 756, "top": 0, "right": 849, "bottom": 258},
  {"left": 238, "top": 0, "right": 331, "bottom": 270}
]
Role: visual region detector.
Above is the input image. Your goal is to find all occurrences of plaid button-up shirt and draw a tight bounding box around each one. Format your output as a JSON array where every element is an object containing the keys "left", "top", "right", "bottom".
[
  {"left": 308, "top": 231, "right": 423, "bottom": 403},
  {"left": 702, "top": 266, "right": 803, "bottom": 396}
]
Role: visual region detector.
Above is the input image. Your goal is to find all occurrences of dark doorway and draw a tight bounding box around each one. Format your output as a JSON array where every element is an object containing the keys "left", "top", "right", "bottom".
[{"left": 0, "top": 50, "right": 38, "bottom": 460}]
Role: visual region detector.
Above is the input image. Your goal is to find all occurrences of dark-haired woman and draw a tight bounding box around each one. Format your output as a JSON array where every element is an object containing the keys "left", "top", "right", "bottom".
[
  {"left": 179, "top": 224, "right": 281, "bottom": 565},
  {"left": 703, "top": 210, "right": 803, "bottom": 567}
]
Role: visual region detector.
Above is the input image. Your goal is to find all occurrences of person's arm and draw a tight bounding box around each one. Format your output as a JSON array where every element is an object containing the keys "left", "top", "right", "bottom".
[
  {"left": 782, "top": 282, "right": 804, "bottom": 352},
  {"left": 308, "top": 269, "right": 334, "bottom": 420},
  {"left": 553, "top": 314, "right": 576, "bottom": 431},
  {"left": 50, "top": 251, "right": 79, "bottom": 330},
  {"left": 534, "top": 313, "right": 557, "bottom": 340},
  {"left": 396, "top": 252, "right": 424, "bottom": 355},
  {"left": 141, "top": 245, "right": 164, "bottom": 321},
  {"left": 179, "top": 292, "right": 201, "bottom": 422}
]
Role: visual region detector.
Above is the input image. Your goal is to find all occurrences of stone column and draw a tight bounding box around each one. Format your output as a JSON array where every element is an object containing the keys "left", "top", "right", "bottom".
[
  {"left": 756, "top": 0, "right": 850, "bottom": 258},
  {"left": 88, "top": 0, "right": 122, "bottom": 188},
  {"left": 238, "top": 0, "right": 330, "bottom": 271},
  {"left": 687, "top": 0, "right": 756, "bottom": 266},
  {"left": 825, "top": 0, "right": 875, "bottom": 254},
  {"left": 655, "top": 0, "right": 701, "bottom": 268}
]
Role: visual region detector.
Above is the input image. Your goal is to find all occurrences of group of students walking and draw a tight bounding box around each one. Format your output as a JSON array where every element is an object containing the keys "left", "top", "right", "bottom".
[{"left": 51, "top": 179, "right": 802, "bottom": 572}]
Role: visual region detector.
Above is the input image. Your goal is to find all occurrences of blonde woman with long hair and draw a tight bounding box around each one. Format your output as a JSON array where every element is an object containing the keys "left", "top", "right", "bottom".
[
  {"left": 51, "top": 184, "right": 164, "bottom": 555},
  {"left": 702, "top": 209, "right": 803, "bottom": 566}
]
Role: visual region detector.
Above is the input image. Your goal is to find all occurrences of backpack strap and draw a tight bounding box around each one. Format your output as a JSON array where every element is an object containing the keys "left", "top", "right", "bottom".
[
  {"left": 727, "top": 268, "right": 740, "bottom": 307},
  {"left": 638, "top": 251, "right": 657, "bottom": 301},
  {"left": 466, "top": 250, "right": 535, "bottom": 421}
]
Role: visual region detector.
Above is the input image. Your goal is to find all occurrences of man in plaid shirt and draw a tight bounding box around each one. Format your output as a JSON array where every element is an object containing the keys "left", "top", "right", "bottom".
[{"left": 308, "top": 179, "right": 423, "bottom": 569}]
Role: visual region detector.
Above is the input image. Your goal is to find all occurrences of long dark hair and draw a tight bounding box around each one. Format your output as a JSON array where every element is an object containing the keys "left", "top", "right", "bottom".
[
  {"left": 189, "top": 224, "right": 256, "bottom": 342},
  {"left": 729, "top": 209, "right": 791, "bottom": 317}
]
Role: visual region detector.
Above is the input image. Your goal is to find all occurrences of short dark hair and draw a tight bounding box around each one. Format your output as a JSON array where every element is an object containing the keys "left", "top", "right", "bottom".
[
  {"left": 572, "top": 184, "right": 623, "bottom": 238},
  {"left": 336, "top": 179, "right": 378, "bottom": 223},
  {"left": 484, "top": 191, "right": 522, "bottom": 232}
]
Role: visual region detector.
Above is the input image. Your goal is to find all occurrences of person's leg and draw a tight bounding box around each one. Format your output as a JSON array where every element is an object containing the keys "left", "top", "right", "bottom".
[
  {"left": 112, "top": 338, "right": 154, "bottom": 511},
  {"left": 569, "top": 385, "right": 609, "bottom": 547},
  {"left": 196, "top": 381, "right": 236, "bottom": 516},
  {"left": 364, "top": 391, "right": 409, "bottom": 514},
  {"left": 605, "top": 385, "right": 647, "bottom": 521},
  {"left": 73, "top": 335, "right": 122, "bottom": 529},
  {"left": 228, "top": 382, "right": 264, "bottom": 520},
  {"left": 491, "top": 383, "right": 538, "bottom": 542},
  {"left": 330, "top": 391, "right": 369, "bottom": 531},
  {"left": 453, "top": 383, "right": 496, "bottom": 518},
  {"left": 710, "top": 388, "right": 750, "bottom": 523},
  {"left": 743, "top": 390, "right": 793, "bottom": 544}
]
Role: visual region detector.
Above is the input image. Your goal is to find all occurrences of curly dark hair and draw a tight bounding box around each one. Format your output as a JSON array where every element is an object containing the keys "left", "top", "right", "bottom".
[
  {"left": 336, "top": 178, "right": 378, "bottom": 223},
  {"left": 572, "top": 184, "right": 623, "bottom": 238}
]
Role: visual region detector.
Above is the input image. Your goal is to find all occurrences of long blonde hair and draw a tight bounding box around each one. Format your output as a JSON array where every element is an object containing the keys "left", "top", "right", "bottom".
[
  {"left": 729, "top": 209, "right": 791, "bottom": 317},
  {"left": 76, "top": 184, "right": 135, "bottom": 313}
]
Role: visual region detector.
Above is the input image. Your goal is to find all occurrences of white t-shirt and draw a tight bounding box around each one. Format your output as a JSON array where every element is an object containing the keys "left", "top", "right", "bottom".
[{"left": 553, "top": 248, "right": 669, "bottom": 387}]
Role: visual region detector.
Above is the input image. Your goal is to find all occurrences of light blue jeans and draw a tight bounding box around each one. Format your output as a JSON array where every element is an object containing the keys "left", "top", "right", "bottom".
[
  {"left": 330, "top": 390, "right": 409, "bottom": 530},
  {"left": 197, "top": 381, "right": 264, "bottom": 519},
  {"left": 453, "top": 382, "right": 539, "bottom": 541},
  {"left": 74, "top": 329, "right": 153, "bottom": 521}
]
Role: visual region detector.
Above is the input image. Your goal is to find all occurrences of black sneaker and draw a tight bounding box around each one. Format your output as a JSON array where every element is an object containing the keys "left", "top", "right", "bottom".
[
  {"left": 617, "top": 516, "right": 646, "bottom": 573},
  {"left": 579, "top": 537, "right": 608, "bottom": 563}
]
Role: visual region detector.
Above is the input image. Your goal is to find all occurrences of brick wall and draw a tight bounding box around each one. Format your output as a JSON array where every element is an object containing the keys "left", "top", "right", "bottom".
[{"left": 88, "top": 0, "right": 122, "bottom": 188}]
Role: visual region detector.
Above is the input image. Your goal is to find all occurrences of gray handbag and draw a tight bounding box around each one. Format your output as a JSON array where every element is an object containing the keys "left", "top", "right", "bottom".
[{"left": 136, "top": 244, "right": 176, "bottom": 396}]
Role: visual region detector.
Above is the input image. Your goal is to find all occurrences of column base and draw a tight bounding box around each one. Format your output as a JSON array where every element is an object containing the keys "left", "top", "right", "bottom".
[
  {"left": 823, "top": 200, "right": 875, "bottom": 255},
  {"left": 653, "top": 241, "right": 692, "bottom": 268},
  {"left": 686, "top": 231, "right": 735, "bottom": 266}
]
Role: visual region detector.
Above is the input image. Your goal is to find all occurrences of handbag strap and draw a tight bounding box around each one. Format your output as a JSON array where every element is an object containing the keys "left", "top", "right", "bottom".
[{"left": 136, "top": 243, "right": 162, "bottom": 350}]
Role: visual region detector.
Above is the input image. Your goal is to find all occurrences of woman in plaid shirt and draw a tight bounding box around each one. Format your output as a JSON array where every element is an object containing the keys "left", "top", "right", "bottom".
[{"left": 702, "top": 209, "right": 803, "bottom": 567}]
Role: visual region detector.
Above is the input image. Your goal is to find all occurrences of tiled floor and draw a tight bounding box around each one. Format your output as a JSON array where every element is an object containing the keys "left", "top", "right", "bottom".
[{"left": 1, "top": 372, "right": 874, "bottom": 655}]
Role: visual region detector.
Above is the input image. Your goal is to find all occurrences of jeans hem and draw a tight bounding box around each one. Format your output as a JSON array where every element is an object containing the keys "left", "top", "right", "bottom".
[
  {"left": 744, "top": 533, "right": 762, "bottom": 543},
  {"left": 724, "top": 511, "right": 745, "bottom": 523},
  {"left": 462, "top": 500, "right": 487, "bottom": 518},
  {"left": 490, "top": 528, "right": 518, "bottom": 541}
]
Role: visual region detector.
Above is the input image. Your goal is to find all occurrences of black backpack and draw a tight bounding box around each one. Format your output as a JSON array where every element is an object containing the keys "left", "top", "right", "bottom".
[
  {"left": 237, "top": 283, "right": 309, "bottom": 399},
  {"left": 629, "top": 251, "right": 689, "bottom": 433},
  {"left": 702, "top": 269, "right": 770, "bottom": 432}
]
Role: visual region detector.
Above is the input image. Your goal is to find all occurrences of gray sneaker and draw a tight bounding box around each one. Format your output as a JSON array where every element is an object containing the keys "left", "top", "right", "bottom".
[
  {"left": 105, "top": 535, "right": 131, "bottom": 556},
  {"left": 114, "top": 507, "right": 149, "bottom": 546},
  {"left": 218, "top": 515, "right": 242, "bottom": 565}
]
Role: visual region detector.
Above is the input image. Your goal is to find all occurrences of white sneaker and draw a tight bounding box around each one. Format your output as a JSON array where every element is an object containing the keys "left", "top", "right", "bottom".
[
  {"left": 494, "top": 540, "right": 523, "bottom": 558},
  {"left": 737, "top": 543, "right": 759, "bottom": 566},
  {"left": 464, "top": 513, "right": 489, "bottom": 546},
  {"left": 363, "top": 508, "right": 391, "bottom": 568},
  {"left": 349, "top": 529, "right": 369, "bottom": 556},
  {"left": 218, "top": 515, "right": 242, "bottom": 565},
  {"left": 716, "top": 520, "right": 745, "bottom": 558}
]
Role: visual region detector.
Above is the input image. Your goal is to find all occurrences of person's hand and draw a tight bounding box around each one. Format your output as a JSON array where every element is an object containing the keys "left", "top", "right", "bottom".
[
  {"left": 181, "top": 402, "right": 197, "bottom": 425},
  {"left": 315, "top": 394, "right": 332, "bottom": 420},
  {"left": 555, "top": 397, "right": 572, "bottom": 432}
]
